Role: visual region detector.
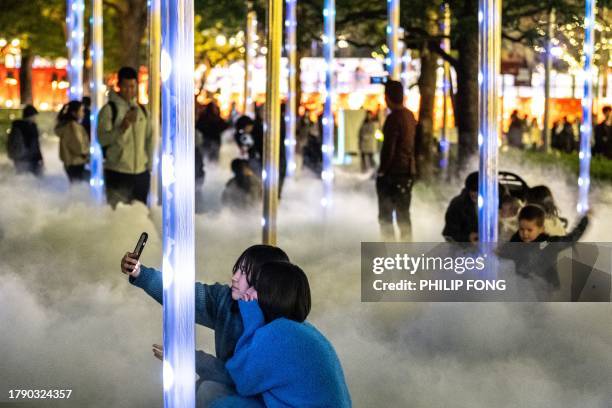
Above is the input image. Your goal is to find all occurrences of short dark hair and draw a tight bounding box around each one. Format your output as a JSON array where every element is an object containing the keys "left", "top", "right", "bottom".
[
  {"left": 254, "top": 261, "right": 311, "bottom": 323},
  {"left": 235, "top": 115, "right": 254, "bottom": 132},
  {"left": 118, "top": 66, "right": 138, "bottom": 83},
  {"left": 23, "top": 104, "right": 38, "bottom": 119},
  {"left": 232, "top": 245, "right": 290, "bottom": 286},
  {"left": 526, "top": 185, "right": 558, "bottom": 217},
  {"left": 518, "top": 205, "right": 545, "bottom": 227},
  {"left": 231, "top": 158, "right": 249, "bottom": 175},
  {"left": 465, "top": 171, "right": 479, "bottom": 192},
  {"left": 384, "top": 80, "right": 404, "bottom": 105}
]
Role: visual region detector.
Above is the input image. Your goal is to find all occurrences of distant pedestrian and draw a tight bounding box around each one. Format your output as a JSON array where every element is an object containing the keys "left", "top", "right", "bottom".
[
  {"left": 6, "top": 104, "right": 43, "bottom": 176},
  {"left": 196, "top": 101, "right": 228, "bottom": 163},
  {"left": 98, "top": 66, "right": 153, "bottom": 207},
  {"left": 507, "top": 110, "right": 524, "bottom": 149},
  {"left": 594, "top": 106, "right": 612, "bottom": 158},
  {"left": 358, "top": 110, "right": 379, "bottom": 172},
  {"left": 55, "top": 100, "right": 90, "bottom": 183},
  {"left": 377, "top": 80, "right": 417, "bottom": 241},
  {"left": 221, "top": 158, "right": 262, "bottom": 210}
]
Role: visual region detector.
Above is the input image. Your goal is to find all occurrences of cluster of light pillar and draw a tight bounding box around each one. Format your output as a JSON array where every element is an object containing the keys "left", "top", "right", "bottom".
[
  {"left": 284, "top": 0, "right": 298, "bottom": 177},
  {"left": 321, "top": 0, "right": 335, "bottom": 207},
  {"left": 477, "top": 0, "right": 501, "bottom": 243},
  {"left": 160, "top": 0, "right": 196, "bottom": 406},
  {"left": 89, "top": 0, "right": 104, "bottom": 202},
  {"left": 578, "top": 0, "right": 596, "bottom": 214},
  {"left": 262, "top": 0, "right": 283, "bottom": 245},
  {"left": 66, "top": 0, "right": 85, "bottom": 100},
  {"left": 386, "top": 0, "right": 400, "bottom": 80}
]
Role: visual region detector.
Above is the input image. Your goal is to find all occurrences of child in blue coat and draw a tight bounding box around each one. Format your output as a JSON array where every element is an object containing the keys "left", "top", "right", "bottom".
[{"left": 213, "top": 261, "right": 352, "bottom": 408}]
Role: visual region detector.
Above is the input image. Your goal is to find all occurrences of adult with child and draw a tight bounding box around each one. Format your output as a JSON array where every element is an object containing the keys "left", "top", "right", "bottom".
[
  {"left": 55, "top": 100, "right": 90, "bottom": 183},
  {"left": 120, "top": 245, "right": 290, "bottom": 406},
  {"left": 212, "top": 261, "right": 352, "bottom": 408},
  {"left": 98, "top": 66, "right": 153, "bottom": 207},
  {"left": 377, "top": 80, "right": 417, "bottom": 242},
  {"left": 6, "top": 104, "right": 43, "bottom": 176}
]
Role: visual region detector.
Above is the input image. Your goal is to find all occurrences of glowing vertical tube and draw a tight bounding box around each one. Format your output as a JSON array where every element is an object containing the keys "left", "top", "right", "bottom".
[
  {"left": 160, "top": 0, "right": 195, "bottom": 406},
  {"left": 262, "top": 0, "right": 283, "bottom": 245},
  {"left": 477, "top": 0, "right": 501, "bottom": 243},
  {"left": 89, "top": 0, "right": 105, "bottom": 203},
  {"left": 149, "top": 0, "right": 162, "bottom": 206},
  {"left": 439, "top": 3, "right": 451, "bottom": 169},
  {"left": 321, "top": 0, "right": 335, "bottom": 207},
  {"left": 244, "top": 7, "right": 257, "bottom": 118},
  {"left": 543, "top": 7, "right": 556, "bottom": 153},
  {"left": 66, "top": 0, "right": 85, "bottom": 100},
  {"left": 386, "top": 0, "right": 400, "bottom": 80},
  {"left": 284, "top": 0, "right": 297, "bottom": 177},
  {"left": 578, "top": 0, "right": 596, "bottom": 214}
]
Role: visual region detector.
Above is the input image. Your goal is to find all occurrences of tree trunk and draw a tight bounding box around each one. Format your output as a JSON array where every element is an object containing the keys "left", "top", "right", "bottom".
[
  {"left": 415, "top": 5, "right": 440, "bottom": 182},
  {"left": 19, "top": 52, "right": 33, "bottom": 106},
  {"left": 454, "top": 0, "right": 479, "bottom": 171},
  {"left": 116, "top": 0, "right": 148, "bottom": 69}
]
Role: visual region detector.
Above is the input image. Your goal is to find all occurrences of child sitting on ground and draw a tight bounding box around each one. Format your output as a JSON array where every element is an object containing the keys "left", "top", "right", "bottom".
[{"left": 498, "top": 204, "right": 589, "bottom": 289}]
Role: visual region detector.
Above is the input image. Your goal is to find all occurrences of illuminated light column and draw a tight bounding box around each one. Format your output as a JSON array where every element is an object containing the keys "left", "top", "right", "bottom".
[
  {"left": 149, "top": 0, "right": 162, "bottom": 206},
  {"left": 244, "top": 7, "right": 257, "bottom": 117},
  {"left": 577, "top": 0, "right": 596, "bottom": 214},
  {"left": 321, "top": 0, "right": 335, "bottom": 207},
  {"left": 386, "top": 0, "right": 400, "bottom": 79},
  {"left": 439, "top": 3, "right": 451, "bottom": 169},
  {"left": 262, "top": 0, "right": 283, "bottom": 245},
  {"left": 284, "top": 0, "right": 298, "bottom": 177},
  {"left": 66, "top": 0, "right": 85, "bottom": 100},
  {"left": 543, "top": 7, "right": 556, "bottom": 153},
  {"left": 89, "top": 0, "right": 105, "bottom": 203},
  {"left": 477, "top": 0, "right": 501, "bottom": 243},
  {"left": 160, "top": 0, "right": 195, "bottom": 406}
]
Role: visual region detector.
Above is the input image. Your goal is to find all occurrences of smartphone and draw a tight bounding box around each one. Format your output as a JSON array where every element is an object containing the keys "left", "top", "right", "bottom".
[{"left": 133, "top": 232, "right": 148, "bottom": 260}]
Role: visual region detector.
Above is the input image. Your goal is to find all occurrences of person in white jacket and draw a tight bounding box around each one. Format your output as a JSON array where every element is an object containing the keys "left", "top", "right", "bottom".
[
  {"left": 98, "top": 66, "right": 152, "bottom": 207},
  {"left": 55, "top": 100, "right": 90, "bottom": 183}
]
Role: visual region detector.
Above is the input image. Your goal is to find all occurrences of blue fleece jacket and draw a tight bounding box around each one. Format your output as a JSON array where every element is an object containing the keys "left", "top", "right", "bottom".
[
  {"left": 213, "top": 301, "right": 352, "bottom": 408},
  {"left": 129, "top": 266, "right": 243, "bottom": 381}
]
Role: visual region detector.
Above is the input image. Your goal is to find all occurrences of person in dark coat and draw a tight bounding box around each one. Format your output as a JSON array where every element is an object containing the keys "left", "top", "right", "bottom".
[
  {"left": 221, "top": 159, "right": 262, "bottom": 209},
  {"left": 7, "top": 105, "right": 43, "bottom": 176},
  {"left": 196, "top": 101, "right": 228, "bottom": 163},
  {"left": 376, "top": 80, "right": 417, "bottom": 241},
  {"left": 442, "top": 171, "right": 479, "bottom": 243},
  {"left": 81, "top": 96, "right": 92, "bottom": 138},
  {"left": 593, "top": 106, "right": 612, "bottom": 158}
]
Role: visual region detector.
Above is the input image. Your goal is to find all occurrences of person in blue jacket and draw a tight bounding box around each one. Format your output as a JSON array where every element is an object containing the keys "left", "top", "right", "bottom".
[
  {"left": 120, "top": 244, "right": 290, "bottom": 406},
  {"left": 212, "top": 261, "right": 352, "bottom": 408}
]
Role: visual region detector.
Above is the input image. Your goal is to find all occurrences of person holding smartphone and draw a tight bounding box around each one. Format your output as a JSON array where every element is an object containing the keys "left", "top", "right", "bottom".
[
  {"left": 121, "top": 244, "right": 290, "bottom": 406},
  {"left": 98, "top": 66, "right": 153, "bottom": 207}
]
